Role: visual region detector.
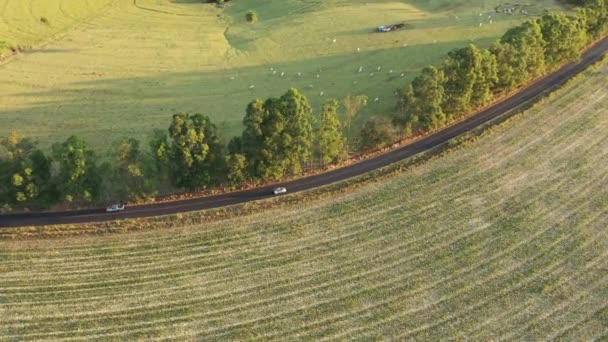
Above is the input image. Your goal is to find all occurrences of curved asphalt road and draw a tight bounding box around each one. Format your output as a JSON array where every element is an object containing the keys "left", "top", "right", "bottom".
[{"left": 2, "top": 37, "right": 608, "bottom": 228}]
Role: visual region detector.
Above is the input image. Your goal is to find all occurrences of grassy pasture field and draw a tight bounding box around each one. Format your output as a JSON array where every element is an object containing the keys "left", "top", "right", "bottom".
[
  {"left": 0, "top": 0, "right": 116, "bottom": 49},
  {"left": 0, "top": 61, "right": 607, "bottom": 339},
  {"left": 0, "top": 0, "right": 566, "bottom": 155}
]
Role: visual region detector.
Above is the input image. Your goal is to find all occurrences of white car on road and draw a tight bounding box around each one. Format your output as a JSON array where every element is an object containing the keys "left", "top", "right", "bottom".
[
  {"left": 106, "top": 203, "right": 125, "bottom": 213},
  {"left": 273, "top": 187, "right": 287, "bottom": 195}
]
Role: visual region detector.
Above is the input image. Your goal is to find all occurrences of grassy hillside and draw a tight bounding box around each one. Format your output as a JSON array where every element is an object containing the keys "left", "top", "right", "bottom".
[
  {"left": 0, "top": 60, "right": 606, "bottom": 340},
  {"left": 0, "top": 0, "right": 565, "bottom": 155},
  {"left": 0, "top": 0, "right": 117, "bottom": 51}
]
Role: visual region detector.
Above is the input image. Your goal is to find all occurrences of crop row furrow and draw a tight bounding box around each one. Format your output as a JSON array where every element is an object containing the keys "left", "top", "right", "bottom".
[
  {"left": 175, "top": 178, "right": 604, "bottom": 337},
  {"left": 0, "top": 170, "right": 487, "bottom": 299},
  {"left": 314, "top": 180, "right": 608, "bottom": 338},
  {"left": 3, "top": 200, "right": 500, "bottom": 328}
]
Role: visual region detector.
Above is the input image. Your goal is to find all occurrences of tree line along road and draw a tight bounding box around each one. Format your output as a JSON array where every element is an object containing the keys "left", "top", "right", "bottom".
[{"left": 1, "top": 36, "right": 608, "bottom": 229}]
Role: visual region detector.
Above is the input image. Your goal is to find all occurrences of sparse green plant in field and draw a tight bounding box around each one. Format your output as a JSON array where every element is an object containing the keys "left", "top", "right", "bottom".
[
  {"left": 245, "top": 10, "right": 257, "bottom": 23},
  {"left": 39, "top": 16, "right": 50, "bottom": 25}
]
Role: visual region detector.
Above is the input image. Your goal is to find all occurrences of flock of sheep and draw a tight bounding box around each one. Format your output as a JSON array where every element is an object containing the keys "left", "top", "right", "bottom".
[
  {"left": 240, "top": 62, "right": 400, "bottom": 104},
  {"left": 235, "top": 6, "right": 535, "bottom": 103},
  {"left": 235, "top": 42, "right": 413, "bottom": 104}
]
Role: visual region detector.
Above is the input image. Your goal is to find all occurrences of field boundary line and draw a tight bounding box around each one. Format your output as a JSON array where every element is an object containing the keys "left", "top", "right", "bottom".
[
  {"left": 0, "top": 0, "right": 119, "bottom": 65},
  {"left": 132, "top": 0, "right": 206, "bottom": 17}
]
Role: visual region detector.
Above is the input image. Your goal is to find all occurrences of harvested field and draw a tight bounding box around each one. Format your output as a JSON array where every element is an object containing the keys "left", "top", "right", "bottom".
[{"left": 0, "top": 60, "right": 607, "bottom": 339}]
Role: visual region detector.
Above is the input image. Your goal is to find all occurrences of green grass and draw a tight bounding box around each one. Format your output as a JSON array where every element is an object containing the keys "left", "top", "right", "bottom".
[
  {"left": 0, "top": 0, "right": 565, "bottom": 156},
  {"left": 0, "top": 0, "right": 117, "bottom": 50},
  {"left": 0, "top": 59, "right": 606, "bottom": 340}
]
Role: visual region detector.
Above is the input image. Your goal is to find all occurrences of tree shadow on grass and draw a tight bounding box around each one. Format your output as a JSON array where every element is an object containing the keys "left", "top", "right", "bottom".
[{"left": 0, "top": 38, "right": 495, "bottom": 156}]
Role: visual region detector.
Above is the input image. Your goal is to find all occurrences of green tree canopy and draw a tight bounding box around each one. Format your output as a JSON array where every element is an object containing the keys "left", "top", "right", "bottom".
[
  {"left": 227, "top": 136, "right": 243, "bottom": 155},
  {"left": 148, "top": 129, "right": 170, "bottom": 178},
  {"left": 490, "top": 41, "right": 521, "bottom": 92},
  {"left": 225, "top": 153, "right": 248, "bottom": 185},
  {"left": 167, "top": 113, "right": 223, "bottom": 190},
  {"left": 440, "top": 44, "right": 497, "bottom": 119},
  {"left": 472, "top": 48, "right": 499, "bottom": 107},
  {"left": 410, "top": 66, "right": 447, "bottom": 130},
  {"left": 281, "top": 88, "right": 314, "bottom": 173},
  {"left": 576, "top": 0, "right": 608, "bottom": 38},
  {"left": 242, "top": 88, "right": 314, "bottom": 180},
  {"left": 539, "top": 13, "right": 588, "bottom": 66},
  {"left": 393, "top": 84, "right": 418, "bottom": 137},
  {"left": 317, "top": 99, "right": 346, "bottom": 164},
  {"left": 52, "top": 135, "right": 100, "bottom": 203},
  {"left": 0, "top": 132, "right": 52, "bottom": 207},
  {"left": 113, "top": 138, "right": 149, "bottom": 200},
  {"left": 394, "top": 66, "right": 448, "bottom": 135},
  {"left": 498, "top": 19, "right": 547, "bottom": 87}
]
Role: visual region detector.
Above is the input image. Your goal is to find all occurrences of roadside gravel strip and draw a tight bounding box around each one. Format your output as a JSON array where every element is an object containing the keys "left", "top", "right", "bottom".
[{"left": 2, "top": 36, "right": 607, "bottom": 228}]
